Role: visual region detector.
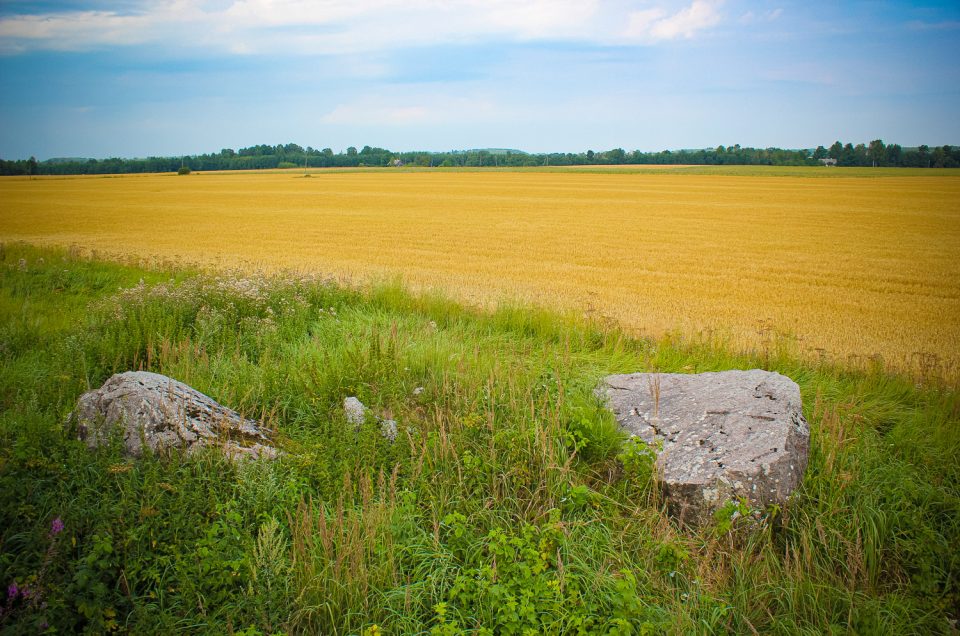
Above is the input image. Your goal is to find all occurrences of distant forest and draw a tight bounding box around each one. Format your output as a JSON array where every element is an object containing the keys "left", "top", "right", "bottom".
[{"left": 2, "top": 140, "right": 959, "bottom": 176}]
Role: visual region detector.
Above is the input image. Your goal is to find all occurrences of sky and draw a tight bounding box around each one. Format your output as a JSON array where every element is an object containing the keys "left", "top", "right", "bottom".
[{"left": 0, "top": 0, "right": 958, "bottom": 159}]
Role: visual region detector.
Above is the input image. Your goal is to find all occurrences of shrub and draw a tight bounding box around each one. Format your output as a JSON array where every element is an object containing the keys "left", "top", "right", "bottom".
[{"left": 177, "top": 166, "right": 191, "bottom": 175}]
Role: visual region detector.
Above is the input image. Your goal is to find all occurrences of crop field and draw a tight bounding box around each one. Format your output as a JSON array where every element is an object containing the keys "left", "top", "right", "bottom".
[{"left": 1, "top": 167, "right": 958, "bottom": 382}]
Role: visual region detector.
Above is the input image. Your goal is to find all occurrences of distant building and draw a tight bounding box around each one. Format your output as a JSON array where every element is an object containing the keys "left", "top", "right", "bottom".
[
  {"left": 391, "top": 158, "right": 404, "bottom": 167},
  {"left": 819, "top": 158, "right": 838, "bottom": 166}
]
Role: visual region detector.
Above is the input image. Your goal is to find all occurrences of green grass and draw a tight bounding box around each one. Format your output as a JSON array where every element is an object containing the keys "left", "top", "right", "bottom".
[{"left": 1, "top": 242, "right": 957, "bottom": 634}]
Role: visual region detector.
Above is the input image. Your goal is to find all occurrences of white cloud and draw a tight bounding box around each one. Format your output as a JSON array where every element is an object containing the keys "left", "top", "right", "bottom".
[
  {"left": 739, "top": 8, "right": 782, "bottom": 25},
  {"left": 0, "top": 2, "right": 213, "bottom": 53},
  {"left": 625, "top": 0, "right": 723, "bottom": 41},
  {"left": 0, "top": 0, "right": 725, "bottom": 55},
  {"left": 0, "top": 11, "right": 145, "bottom": 52}
]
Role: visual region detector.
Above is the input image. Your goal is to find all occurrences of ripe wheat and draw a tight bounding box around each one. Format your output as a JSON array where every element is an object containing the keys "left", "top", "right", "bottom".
[{"left": 2, "top": 169, "right": 957, "bottom": 379}]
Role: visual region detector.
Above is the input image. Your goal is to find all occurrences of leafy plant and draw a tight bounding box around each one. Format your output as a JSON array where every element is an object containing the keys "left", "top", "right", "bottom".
[{"left": 617, "top": 436, "right": 658, "bottom": 494}]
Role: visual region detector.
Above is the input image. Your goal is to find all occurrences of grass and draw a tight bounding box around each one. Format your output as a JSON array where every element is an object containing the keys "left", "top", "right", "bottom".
[
  {"left": 0, "top": 242, "right": 957, "bottom": 634},
  {"left": 2, "top": 168, "right": 958, "bottom": 386}
]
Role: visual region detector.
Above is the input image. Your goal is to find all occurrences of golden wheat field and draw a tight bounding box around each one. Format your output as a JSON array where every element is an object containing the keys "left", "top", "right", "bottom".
[{"left": 2, "top": 169, "right": 958, "bottom": 379}]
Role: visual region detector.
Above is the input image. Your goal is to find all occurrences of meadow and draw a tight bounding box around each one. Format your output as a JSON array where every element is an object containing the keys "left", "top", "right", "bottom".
[
  {"left": 1, "top": 166, "right": 958, "bottom": 385},
  {"left": 0, "top": 243, "right": 957, "bottom": 634}
]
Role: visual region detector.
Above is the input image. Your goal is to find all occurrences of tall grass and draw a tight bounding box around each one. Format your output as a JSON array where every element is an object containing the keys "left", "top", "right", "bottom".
[{"left": 0, "top": 242, "right": 957, "bottom": 634}]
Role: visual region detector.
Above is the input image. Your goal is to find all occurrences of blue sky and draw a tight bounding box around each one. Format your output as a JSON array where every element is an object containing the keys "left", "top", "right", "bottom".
[{"left": 1, "top": 0, "right": 958, "bottom": 159}]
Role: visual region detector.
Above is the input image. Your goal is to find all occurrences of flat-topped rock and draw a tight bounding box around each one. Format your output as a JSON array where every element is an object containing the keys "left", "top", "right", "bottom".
[
  {"left": 70, "top": 371, "right": 277, "bottom": 460},
  {"left": 600, "top": 369, "right": 809, "bottom": 525}
]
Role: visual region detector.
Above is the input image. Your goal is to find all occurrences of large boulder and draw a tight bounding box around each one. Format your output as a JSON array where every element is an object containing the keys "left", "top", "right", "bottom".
[
  {"left": 70, "top": 371, "right": 277, "bottom": 460},
  {"left": 600, "top": 369, "right": 809, "bottom": 525}
]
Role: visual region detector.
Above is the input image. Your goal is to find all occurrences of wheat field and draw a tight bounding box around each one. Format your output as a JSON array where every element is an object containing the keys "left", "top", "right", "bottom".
[{"left": 1, "top": 169, "right": 958, "bottom": 379}]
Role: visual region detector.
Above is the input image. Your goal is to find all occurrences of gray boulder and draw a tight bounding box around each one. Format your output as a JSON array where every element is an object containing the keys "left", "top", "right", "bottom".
[
  {"left": 600, "top": 369, "right": 809, "bottom": 525},
  {"left": 344, "top": 396, "right": 368, "bottom": 426},
  {"left": 70, "top": 371, "right": 277, "bottom": 460}
]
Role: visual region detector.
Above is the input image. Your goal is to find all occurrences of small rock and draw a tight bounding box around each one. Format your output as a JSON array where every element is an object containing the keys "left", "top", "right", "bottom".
[
  {"left": 344, "top": 396, "right": 367, "bottom": 426},
  {"left": 380, "top": 419, "right": 398, "bottom": 442},
  {"left": 70, "top": 371, "right": 276, "bottom": 460},
  {"left": 600, "top": 369, "right": 809, "bottom": 526}
]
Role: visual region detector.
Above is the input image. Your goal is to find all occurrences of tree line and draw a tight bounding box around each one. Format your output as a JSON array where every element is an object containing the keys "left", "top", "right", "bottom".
[
  {"left": 812, "top": 140, "right": 959, "bottom": 168},
  {"left": 2, "top": 140, "right": 958, "bottom": 176}
]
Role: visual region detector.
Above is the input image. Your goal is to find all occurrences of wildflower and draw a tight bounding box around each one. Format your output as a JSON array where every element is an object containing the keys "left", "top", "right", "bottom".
[
  {"left": 49, "top": 517, "right": 64, "bottom": 536},
  {"left": 7, "top": 582, "right": 18, "bottom": 599}
]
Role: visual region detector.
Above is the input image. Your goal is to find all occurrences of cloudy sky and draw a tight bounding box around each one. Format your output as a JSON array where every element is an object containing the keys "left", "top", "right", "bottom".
[{"left": 1, "top": 0, "right": 958, "bottom": 159}]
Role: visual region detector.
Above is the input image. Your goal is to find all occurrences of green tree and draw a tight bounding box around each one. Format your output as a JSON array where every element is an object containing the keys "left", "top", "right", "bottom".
[
  {"left": 604, "top": 148, "right": 626, "bottom": 163},
  {"left": 885, "top": 144, "right": 902, "bottom": 167},
  {"left": 932, "top": 145, "right": 948, "bottom": 168},
  {"left": 839, "top": 143, "right": 856, "bottom": 166},
  {"left": 853, "top": 143, "right": 868, "bottom": 166},
  {"left": 867, "top": 139, "right": 885, "bottom": 167}
]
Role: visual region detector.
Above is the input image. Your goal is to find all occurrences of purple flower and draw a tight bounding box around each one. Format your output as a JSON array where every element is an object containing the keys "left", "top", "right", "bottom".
[
  {"left": 6, "top": 582, "right": 17, "bottom": 599},
  {"left": 49, "top": 517, "right": 64, "bottom": 536}
]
